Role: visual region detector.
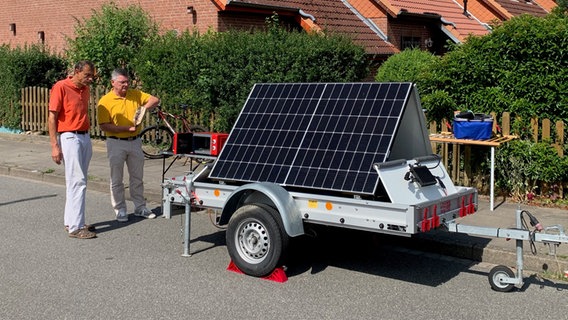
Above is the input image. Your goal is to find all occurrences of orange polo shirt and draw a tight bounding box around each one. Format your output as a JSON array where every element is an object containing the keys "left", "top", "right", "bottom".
[{"left": 48, "top": 77, "right": 90, "bottom": 132}]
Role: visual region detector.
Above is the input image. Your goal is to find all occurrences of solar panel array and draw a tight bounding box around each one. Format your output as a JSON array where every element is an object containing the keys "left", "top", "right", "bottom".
[{"left": 209, "top": 82, "right": 413, "bottom": 195}]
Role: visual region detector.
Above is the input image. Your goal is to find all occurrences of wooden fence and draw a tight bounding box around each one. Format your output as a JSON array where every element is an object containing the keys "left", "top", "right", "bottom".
[
  {"left": 21, "top": 86, "right": 109, "bottom": 136},
  {"left": 21, "top": 87, "right": 566, "bottom": 149},
  {"left": 428, "top": 112, "right": 565, "bottom": 190},
  {"left": 19, "top": 87, "right": 567, "bottom": 194},
  {"left": 20, "top": 86, "right": 176, "bottom": 137}
]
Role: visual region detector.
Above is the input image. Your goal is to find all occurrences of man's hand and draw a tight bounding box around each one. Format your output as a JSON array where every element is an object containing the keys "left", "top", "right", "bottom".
[{"left": 51, "top": 144, "right": 63, "bottom": 165}]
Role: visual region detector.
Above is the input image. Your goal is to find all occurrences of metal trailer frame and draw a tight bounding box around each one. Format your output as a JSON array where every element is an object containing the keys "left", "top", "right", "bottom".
[
  {"left": 160, "top": 82, "right": 483, "bottom": 277},
  {"left": 156, "top": 79, "right": 568, "bottom": 289},
  {"left": 161, "top": 153, "right": 479, "bottom": 271},
  {"left": 162, "top": 156, "right": 568, "bottom": 291},
  {"left": 446, "top": 208, "right": 568, "bottom": 291}
]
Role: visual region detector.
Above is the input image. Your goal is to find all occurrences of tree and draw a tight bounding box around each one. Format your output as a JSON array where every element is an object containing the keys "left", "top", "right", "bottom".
[
  {"left": 553, "top": 0, "right": 568, "bottom": 14},
  {"left": 134, "top": 17, "right": 369, "bottom": 131},
  {"left": 0, "top": 45, "right": 66, "bottom": 129},
  {"left": 375, "top": 48, "right": 444, "bottom": 117},
  {"left": 425, "top": 13, "right": 568, "bottom": 125},
  {"left": 375, "top": 47, "right": 439, "bottom": 90},
  {"left": 65, "top": 2, "right": 159, "bottom": 86}
]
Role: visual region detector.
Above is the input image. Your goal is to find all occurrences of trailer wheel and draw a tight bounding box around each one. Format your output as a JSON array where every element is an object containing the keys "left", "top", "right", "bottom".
[
  {"left": 488, "top": 265, "right": 515, "bottom": 292},
  {"left": 226, "top": 204, "right": 288, "bottom": 277}
]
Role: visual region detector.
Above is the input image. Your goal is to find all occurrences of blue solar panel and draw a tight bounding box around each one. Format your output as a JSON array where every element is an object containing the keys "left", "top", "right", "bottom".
[{"left": 209, "top": 82, "right": 413, "bottom": 195}]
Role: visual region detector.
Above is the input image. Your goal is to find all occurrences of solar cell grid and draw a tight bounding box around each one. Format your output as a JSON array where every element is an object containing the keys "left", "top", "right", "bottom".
[{"left": 209, "top": 82, "right": 413, "bottom": 195}]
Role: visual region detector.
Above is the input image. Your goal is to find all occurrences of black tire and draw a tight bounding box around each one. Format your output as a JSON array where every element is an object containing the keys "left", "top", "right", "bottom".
[
  {"left": 488, "top": 265, "right": 515, "bottom": 292},
  {"left": 140, "top": 125, "right": 174, "bottom": 159},
  {"left": 226, "top": 203, "right": 289, "bottom": 277}
]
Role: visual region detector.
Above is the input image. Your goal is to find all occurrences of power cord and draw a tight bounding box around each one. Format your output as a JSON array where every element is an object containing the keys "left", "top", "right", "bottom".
[{"left": 520, "top": 210, "right": 543, "bottom": 255}]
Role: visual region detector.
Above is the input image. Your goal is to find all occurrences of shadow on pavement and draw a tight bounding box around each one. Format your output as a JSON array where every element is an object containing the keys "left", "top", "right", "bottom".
[
  {"left": 465, "top": 268, "right": 568, "bottom": 292},
  {"left": 284, "top": 225, "right": 483, "bottom": 287},
  {"left": 90, "top": 206, "right": 162, "bottom": 234},
  {"left": 0, "top": 193, "right": 58, "bottom": 206}
]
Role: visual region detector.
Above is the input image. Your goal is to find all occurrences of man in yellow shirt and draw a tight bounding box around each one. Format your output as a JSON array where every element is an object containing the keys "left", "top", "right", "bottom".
[{"left": 97, "top": 68, "right": 160, "bottom": 222}]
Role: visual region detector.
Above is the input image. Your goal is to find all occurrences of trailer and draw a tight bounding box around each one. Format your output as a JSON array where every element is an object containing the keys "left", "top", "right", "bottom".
[{"left": 161, "top": 82, "right": 568, "bottom": 291}]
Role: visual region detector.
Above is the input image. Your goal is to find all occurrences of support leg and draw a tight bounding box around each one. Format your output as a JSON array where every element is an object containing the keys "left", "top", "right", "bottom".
[
  {"left": 182, "top": 201, "right": 192, "bottom": 257},
  {"left": 182, "top": 179, "right": 193, "bottom": 257},
  {"left": 490, "top": 146, "right": 495, "bottom": 211},
  {"left": 515, "top": 208, "right": 524, "bottom": 286}
]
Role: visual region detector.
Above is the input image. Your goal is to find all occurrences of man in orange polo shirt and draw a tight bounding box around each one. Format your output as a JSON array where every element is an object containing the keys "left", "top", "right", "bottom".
[{"left": 48, "top": 60, "right": 96, "bottom": 239}]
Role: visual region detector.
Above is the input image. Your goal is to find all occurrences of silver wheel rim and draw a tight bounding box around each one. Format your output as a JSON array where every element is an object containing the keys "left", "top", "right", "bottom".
[
  {"left": 492, "top": 271, "right": 509, "bottom": 289},
  {"left": 235, "top": 219, "right": 270, "bottom": 264}
]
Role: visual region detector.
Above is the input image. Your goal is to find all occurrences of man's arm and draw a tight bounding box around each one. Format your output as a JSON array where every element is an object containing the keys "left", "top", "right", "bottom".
[
  {"left": 99, "top": 122, "right": 136, "bottom": 134},
  {"left": 143, "top": 95, "right": 160, "bottom": 110},
  {"left": 48, "top": 111, "right": 62, "bottom": 165},
  {"left": 97, "top": 96, "right": 136, "bottom": 134}
]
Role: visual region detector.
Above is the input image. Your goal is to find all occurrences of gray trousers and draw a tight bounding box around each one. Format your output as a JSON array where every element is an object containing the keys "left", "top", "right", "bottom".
[{"left": 106, "top": 138, "right": 146, "bottom": 215}]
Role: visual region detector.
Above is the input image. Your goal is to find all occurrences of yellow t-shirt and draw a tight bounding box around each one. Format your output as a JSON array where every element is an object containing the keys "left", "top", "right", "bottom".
[{"left": 97, "top": 89, "right": 151, "bottom": 138}]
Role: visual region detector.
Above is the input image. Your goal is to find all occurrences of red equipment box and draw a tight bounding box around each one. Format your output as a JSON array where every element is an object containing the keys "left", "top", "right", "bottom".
[
  {"left": 173, "top": 133, "right": 193, "bottom": 154},
  {"left": 192, "top": 132, "right": 229, "bottom": 156}
]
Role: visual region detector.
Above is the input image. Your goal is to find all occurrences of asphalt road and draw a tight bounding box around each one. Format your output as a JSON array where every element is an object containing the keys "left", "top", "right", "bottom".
[{"left": 1, "top": 175, "right": 567, "bottom": 320}]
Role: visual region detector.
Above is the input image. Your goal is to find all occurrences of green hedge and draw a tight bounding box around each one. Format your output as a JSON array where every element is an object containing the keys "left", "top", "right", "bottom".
[
  {"left": 496, "top": 140, "right": 568, "bottom": 201},
  {"left": 375, "top": 12, "right": 568, "bottom": 200},
  {"left": 427, "top": 13, "right": 568, "bottom": 126},
  {"left": 0, "top": 45, "right": 66, "bottom": 129},
  {"left": 133, "top": 23, "right": 369, "bottom": 132},
  {"left": 65, "top": 2, "right": 159, "bottom": 87}
]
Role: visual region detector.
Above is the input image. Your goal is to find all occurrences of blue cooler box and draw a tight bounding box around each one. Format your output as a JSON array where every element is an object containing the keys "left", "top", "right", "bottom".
[{"left": 453, "top": 114, "right": 493, "bottom": 140}]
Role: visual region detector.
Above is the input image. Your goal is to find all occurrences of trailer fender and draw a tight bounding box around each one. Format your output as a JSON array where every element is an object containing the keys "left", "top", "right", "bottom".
[{"left": 219, "top": 182, "right": 304, "bottom": 237}]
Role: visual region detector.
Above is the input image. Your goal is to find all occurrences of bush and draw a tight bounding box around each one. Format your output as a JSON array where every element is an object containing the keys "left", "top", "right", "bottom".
[
  {"left": 134, "top": 17, "right": 369, "bottom": 132},
  {"left": 375, "top": 48, "right": 439, "bottom": 90},
  {"left": 65, "top": 2, "right": 159, "bottom": 87},
  {"left": 496, "top": 140, "right": 568, "bottom": 201},
  {"left": 425, "top": 13, "right": 568, "bottom": 123},
  {"left": 63, "top": 6, "right": 369, "bottom": 131},
  {"left": 0, "top": 45, "right": 66, "bottom": 129}
]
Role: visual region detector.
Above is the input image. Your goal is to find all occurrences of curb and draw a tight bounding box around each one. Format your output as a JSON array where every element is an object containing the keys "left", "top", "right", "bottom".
[
  {"left": 411, "top": 234, "right": 568, "bottom": 274},
  {"left": 1, "top": 146, "right": 568, "bottom": 277},
  {"left": 0, "top": 164, "right": 162, "bottom": 205},
  {"left": 4, "top": 161, "right": 567, "bottom": 276}
]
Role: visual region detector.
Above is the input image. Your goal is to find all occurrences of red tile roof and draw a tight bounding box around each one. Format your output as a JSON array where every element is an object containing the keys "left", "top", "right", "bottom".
[
  {"left": 493, "top": 0, "right": 549, "bottom": 17},
  {"left": 533, "top": 0, "right": 558, "bottom": 12},
  {"left": 221, "top": 0, "right": 556, "bottom": 54},
  {"left": 461, "top": 0, "right": 512, "bottom": 23},
  {"left": 225, "top": 0, "right": 398, "bottom": 55},
  {"left": 381, "top": 0, "right": 491, "bottom": 41}
]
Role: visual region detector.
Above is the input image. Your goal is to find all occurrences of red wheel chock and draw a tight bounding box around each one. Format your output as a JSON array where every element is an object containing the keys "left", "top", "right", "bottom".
[{"left": 227, "top": 260, "right": 288, "bottom": 283}]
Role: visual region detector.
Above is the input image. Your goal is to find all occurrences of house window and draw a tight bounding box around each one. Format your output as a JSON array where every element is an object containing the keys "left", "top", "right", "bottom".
[{"left": 401, "top": 36, "right": 421, "bottom": 50}]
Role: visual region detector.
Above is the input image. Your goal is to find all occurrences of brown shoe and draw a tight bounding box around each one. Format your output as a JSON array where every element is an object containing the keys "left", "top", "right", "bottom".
[
  {"left": 69, "top": 228, "right": 96, "bottom": 239},
  {"left": 64, "top": 224, "right": 95, "bottom": 232}
]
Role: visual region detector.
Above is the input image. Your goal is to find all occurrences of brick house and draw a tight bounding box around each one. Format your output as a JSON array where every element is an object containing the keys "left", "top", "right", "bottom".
[{"left": 0, "top": 0, "right": 557, "bottom": 59}]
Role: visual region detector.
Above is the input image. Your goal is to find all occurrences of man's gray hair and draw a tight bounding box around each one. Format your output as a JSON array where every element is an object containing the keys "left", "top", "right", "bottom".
[{"left": 111, "top": 68, "right": 129, "bottom": 81}]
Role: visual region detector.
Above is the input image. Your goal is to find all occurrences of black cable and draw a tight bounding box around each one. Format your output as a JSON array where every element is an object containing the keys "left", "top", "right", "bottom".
[
  {"left": 520, "top": 210, "right": 538, "bottom": 255},
  {"left": 435, "top": 176, "right": 447, "bottom": 195},
  {"left": 425, "top": 154, "right": 442, "bottom": 170}
]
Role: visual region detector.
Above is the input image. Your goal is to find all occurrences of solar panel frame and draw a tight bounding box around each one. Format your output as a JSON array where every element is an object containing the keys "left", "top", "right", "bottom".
[{"left": 209, "top": 82, "right": 413, "bottom": 195}]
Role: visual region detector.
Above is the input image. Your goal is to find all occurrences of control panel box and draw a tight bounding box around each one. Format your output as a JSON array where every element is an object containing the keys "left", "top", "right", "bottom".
[
  {"left": 193, "top": 133, "right": 229, "bottom": 156},
  {"left": 173, "top": 132, "right": 229, "bottom": 156},
  {"left": 173, "top": 133, "right": 193, "bottom": 154}
]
